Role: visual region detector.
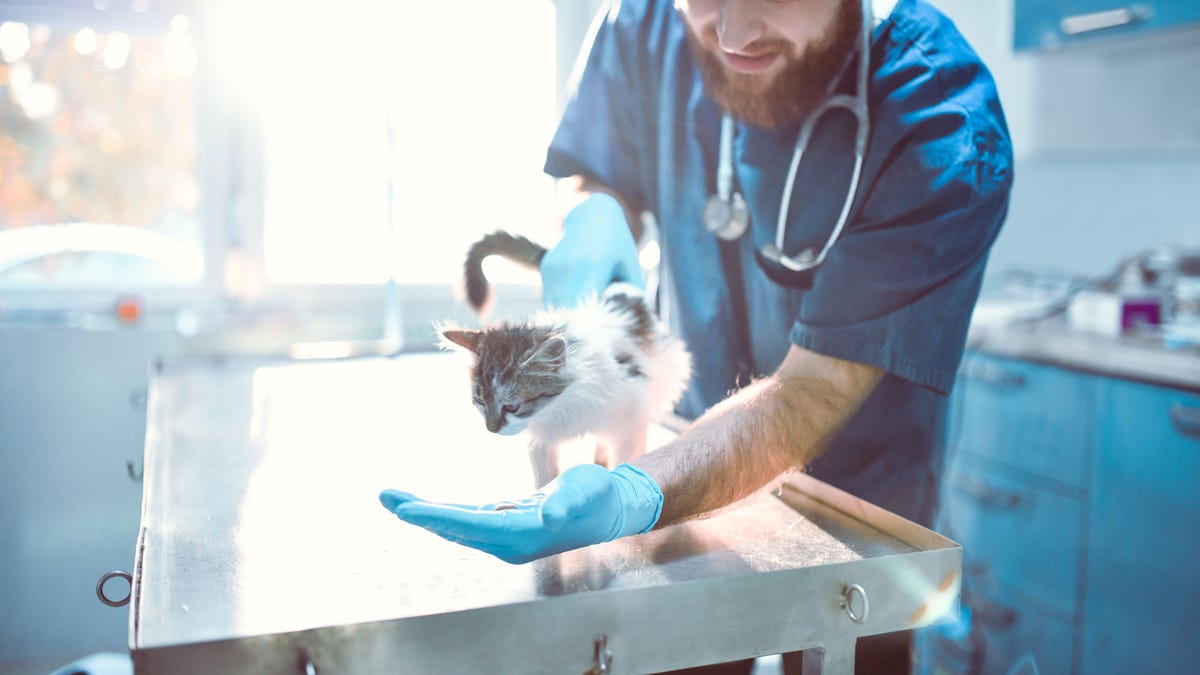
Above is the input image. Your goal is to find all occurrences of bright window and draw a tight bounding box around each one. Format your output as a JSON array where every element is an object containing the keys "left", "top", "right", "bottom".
[
  {"left": 0, "top": 12, "right": 201, "bottom": 289},
  {"left": 0, "top": 1, "right": 559, "bottom": 300},
  {"left": 239, "top": 2, "right": 559, "bottom": 287}
]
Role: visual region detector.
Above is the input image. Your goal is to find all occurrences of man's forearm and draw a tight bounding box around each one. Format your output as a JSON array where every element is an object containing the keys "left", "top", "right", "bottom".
[{"left": 634, "top": 345, "right": 883, "bottom": 527}]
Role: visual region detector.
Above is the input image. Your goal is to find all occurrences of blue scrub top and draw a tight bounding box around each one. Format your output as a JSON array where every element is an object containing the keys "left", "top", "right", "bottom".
[{"left": 544, "top": 0, "right": 1013, "bottom": 525}]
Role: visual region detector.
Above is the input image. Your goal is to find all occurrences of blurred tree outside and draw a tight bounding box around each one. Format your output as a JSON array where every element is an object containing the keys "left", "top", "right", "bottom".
[{"left": 0, "top": 18, "right": 199, "bottom": 279}]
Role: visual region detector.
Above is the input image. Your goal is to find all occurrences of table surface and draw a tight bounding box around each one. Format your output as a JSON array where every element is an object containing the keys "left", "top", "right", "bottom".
[{"left": 131, "top": 351, "right": 959, "bottom": 673}]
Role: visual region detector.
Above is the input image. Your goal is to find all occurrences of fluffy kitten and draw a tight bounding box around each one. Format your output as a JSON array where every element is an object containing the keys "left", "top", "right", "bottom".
[{"left": 439, "top": 230, "right": 691, "bottom": 488}]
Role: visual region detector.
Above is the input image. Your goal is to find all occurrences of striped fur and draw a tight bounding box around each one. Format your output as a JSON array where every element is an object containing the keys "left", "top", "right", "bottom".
[
  {"left": 463, "top": 230, "right": 546, "bottom": 315},
  {"left": 442, "top": 230, "right": 692, "bottom": 487}
]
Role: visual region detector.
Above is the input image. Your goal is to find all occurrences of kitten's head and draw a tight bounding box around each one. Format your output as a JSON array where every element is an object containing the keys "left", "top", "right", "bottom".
[{"left": 439, "top": 322, "right": 573, "bottom": 436}]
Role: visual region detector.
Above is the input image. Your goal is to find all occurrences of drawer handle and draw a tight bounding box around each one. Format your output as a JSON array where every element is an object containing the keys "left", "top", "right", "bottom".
[
  {"left": 1060, "top": 4, "right": 1152, "bottom": 36},
  {"left": 962, "top": 362, "right": 1026, "bottom": 389},
  {"left": 840, "top": 583, "right": 869, "bottom": 624},
  {"left": 1170, "top": 404, "right": 1200, "bottom": 440},
  {"left": 955, "top": 475, "right": 1023, "bottom": 510}
]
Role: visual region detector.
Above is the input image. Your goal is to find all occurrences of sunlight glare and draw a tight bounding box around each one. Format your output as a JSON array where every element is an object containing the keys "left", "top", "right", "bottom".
[
  {"left": 101, "top": 31, "right": 131, "bottom": 69},
  {"left": 221, "top": 1, "right": 558, "bottom": 285},
  {"left": 74, "top": 28, "right": 98, "bottom": 56},
  {"left": 0, "top": 21, "right": 30, "bottom": 62},
  {"left": 639, "top": 240, "right": 662, "bottom": 270},
  {"left": 163, "top": 32, "right": 195, "bottom": 77}
]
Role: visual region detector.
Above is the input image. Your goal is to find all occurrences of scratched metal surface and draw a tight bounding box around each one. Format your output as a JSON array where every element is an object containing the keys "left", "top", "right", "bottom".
[{"left": 133, "top": 351, "right": 921, "bottom": 651}]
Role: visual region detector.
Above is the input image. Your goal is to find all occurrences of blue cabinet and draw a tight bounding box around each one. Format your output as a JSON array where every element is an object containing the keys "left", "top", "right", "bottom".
[
  {"left": 942, "top": 463, "right": 1084, "bottom": 616},
  {"left": 1015, "top": 0, "right": 1200, "bottom": 51},
  {"left": 918, "top": 352, "right": 1092, "bottom": 675},
  {"left": 1082, "top": 378, "right": 1200, "bottom": 674},
  {"left": 0, "top": 327, "right": 180, "bottom": 671},
  {"left": 952, "top": 355, "right": 1093, "bottom": 491},
  {"left": 916, "top": 349, "right": 1200, "bottom": 674}
]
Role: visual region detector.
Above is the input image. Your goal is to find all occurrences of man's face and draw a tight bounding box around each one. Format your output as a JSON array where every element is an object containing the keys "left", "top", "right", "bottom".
[{"left": 677, "top": 0, "right": 861, "bottom": 129}]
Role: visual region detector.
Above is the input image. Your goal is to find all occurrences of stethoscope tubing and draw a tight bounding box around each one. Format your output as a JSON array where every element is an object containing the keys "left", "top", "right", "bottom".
[
  {"left": 769, "top": 96, "right": 868, "bottom": 271},
  {"left": 717, "top": 114, "right": 736, "bottom": 202},
  {"left": 717, "top": 0, "right": 874, "bottom": 274}
]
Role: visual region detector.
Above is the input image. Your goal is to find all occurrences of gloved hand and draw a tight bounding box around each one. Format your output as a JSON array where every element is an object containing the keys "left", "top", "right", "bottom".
[
  {"left": 379, "top": 463, "right": 663, "bottom": 564},
  {"left": 540, "top": 192, "right": 644, "bottom": 309}
]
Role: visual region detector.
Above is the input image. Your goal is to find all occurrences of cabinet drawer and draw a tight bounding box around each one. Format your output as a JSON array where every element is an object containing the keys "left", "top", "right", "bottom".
[
  {"left": 952, "top": 353, "right": 1094, "bottom": 490},
  {"left": 1083, "top": 380, "right": 1200, "bottom": 674},
  {"left": 1015, "top": 0, "right": 1200, "bottom": 51},
  {"left": 914, "top": 592, "right": 1075, "bottom": 675},
  {"left": 940, "top": 460, "right": 1083, "bottom": 615}
]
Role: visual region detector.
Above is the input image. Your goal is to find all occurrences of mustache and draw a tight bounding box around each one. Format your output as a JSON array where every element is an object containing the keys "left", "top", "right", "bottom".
[
  {"left": 684, "top": 0, "right": 861, "bottom": 130},
  {"left": 700, "top": 26, "right": 792, "bottom": 59}
]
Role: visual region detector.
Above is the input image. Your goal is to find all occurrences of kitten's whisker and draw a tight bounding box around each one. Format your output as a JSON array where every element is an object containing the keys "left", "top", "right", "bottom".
[{"left": 450, "top": 229, "right": 693, "bottom": 488}]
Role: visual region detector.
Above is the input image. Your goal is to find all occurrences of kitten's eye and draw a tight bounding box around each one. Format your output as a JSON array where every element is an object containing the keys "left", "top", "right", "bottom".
[{"left": 501, "top": 404, "right": 518, "bottom": 415}]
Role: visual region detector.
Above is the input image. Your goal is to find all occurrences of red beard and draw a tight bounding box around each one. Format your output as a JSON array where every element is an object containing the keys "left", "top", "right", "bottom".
[{"left": 682, "top": 0, "right": 861, "bottom": 130}]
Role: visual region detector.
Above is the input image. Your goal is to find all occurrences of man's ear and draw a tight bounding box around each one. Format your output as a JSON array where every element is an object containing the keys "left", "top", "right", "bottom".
[
  {"left": 440, "top": 328, "right": 482, "bottom": 354},
  {"left": 521, "top": 333, "right": 567, "bottom": 370}
]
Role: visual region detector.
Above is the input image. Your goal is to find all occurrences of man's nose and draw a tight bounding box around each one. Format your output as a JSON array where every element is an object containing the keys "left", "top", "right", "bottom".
[{"left": 718, "top": 0, "right": 766, "bottom": 53}]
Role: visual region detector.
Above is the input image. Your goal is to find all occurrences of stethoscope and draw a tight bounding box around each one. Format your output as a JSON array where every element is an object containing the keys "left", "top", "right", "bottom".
[{"left": 702, "top": 0, "right": 874, "bottom": 285}]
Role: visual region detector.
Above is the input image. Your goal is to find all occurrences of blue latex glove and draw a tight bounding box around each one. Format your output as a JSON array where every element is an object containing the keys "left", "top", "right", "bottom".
[
  {"left": 379, "top": 463, "right": 663, "bottom": 564},
  {"left": 540, "top": 192, "right": 644, "bottom": 309}
]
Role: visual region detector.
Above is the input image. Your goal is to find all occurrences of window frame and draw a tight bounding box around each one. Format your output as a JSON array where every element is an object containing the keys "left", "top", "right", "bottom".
[{"left": 0, "top": 1, "right": 571, "bottom": 348}]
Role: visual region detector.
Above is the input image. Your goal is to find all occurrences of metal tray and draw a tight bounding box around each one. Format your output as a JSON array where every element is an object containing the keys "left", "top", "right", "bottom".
[{"left": 129, "top": 352, "right": 960, "bottom": 674}]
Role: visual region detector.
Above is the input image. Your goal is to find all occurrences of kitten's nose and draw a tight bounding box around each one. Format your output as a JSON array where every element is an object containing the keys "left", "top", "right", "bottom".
[{"left": 486, "top": 414, "right": 503, "bottom": 433}]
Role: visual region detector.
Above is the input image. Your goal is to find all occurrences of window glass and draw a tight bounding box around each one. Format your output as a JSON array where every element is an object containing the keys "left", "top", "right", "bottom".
[
  {"left": 249, "top": 2, "right": 558, "bottom": 286},
  {"left": 0, "top": 15, "right": 201, "bottom": 288}
]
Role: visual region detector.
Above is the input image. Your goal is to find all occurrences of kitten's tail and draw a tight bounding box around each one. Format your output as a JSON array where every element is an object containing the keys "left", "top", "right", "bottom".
[{"left": 464, "top": 230, "right": 547, "bottom": 314}]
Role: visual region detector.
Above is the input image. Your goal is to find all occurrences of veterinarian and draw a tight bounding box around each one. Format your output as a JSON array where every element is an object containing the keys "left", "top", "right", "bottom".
[{"left": 381, "top": 0, "right": 1012, "bottom": 671}]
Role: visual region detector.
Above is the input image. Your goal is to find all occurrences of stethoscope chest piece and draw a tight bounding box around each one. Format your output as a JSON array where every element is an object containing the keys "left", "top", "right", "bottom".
[{"left": 702, "top": 191, "right": 750, "bottom": 241}]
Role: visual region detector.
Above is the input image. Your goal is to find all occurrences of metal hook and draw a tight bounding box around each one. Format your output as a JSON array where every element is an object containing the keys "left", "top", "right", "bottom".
[
  {"left": 840, "top": 583, "right": 869, "bottom": 624},
  {"left": 126, "top": 461, "right": 143, "bottom": 483},
  {"left": 97, "top": 570, "right": 132, "bottom": 607}
]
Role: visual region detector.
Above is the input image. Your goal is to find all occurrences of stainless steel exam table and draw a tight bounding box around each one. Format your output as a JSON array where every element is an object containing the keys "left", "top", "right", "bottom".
[{"left": 125, "top": 351, "right": 961, "bottom": 674}]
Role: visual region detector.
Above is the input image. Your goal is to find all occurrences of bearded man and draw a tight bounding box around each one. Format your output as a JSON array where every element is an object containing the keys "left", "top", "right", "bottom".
[{"left": 382, "top": 1, "right": 1012, "bottom": 672}]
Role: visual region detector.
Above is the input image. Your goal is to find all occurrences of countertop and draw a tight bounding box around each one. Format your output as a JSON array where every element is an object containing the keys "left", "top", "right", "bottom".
[{"left": 966, "top": 315, "right": 1200, "bottom": 392}]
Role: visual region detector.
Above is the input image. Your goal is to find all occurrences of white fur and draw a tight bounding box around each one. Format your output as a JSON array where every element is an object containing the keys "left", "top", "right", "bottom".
[
  {"left": 442, "top": 283, "right": 692, "bottom": 486},
  {"left": 524, "top": 284, "right": 690, "bottom": 484}
]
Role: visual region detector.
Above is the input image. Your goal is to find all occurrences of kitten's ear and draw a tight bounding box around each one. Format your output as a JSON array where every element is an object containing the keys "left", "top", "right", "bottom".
[
  {"left": 440, "top": 328, "right": 482, "bottom": 354},
  {"left": 522, "top": 334, "right": 567, "bottom": 370}
]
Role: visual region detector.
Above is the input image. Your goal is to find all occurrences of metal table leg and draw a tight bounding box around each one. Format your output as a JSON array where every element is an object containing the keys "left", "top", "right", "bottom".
[{"left": 801, "top": 639, "right": 856, "bottom": 675}]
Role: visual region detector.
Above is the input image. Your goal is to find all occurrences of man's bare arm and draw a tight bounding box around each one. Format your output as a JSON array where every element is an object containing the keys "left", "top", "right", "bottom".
[
  {"left": 634, "top": 344, "right": 884, "bottom": 527},
  {"left": 380, "top": 345, "right": 880, "bottom": 563}
]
